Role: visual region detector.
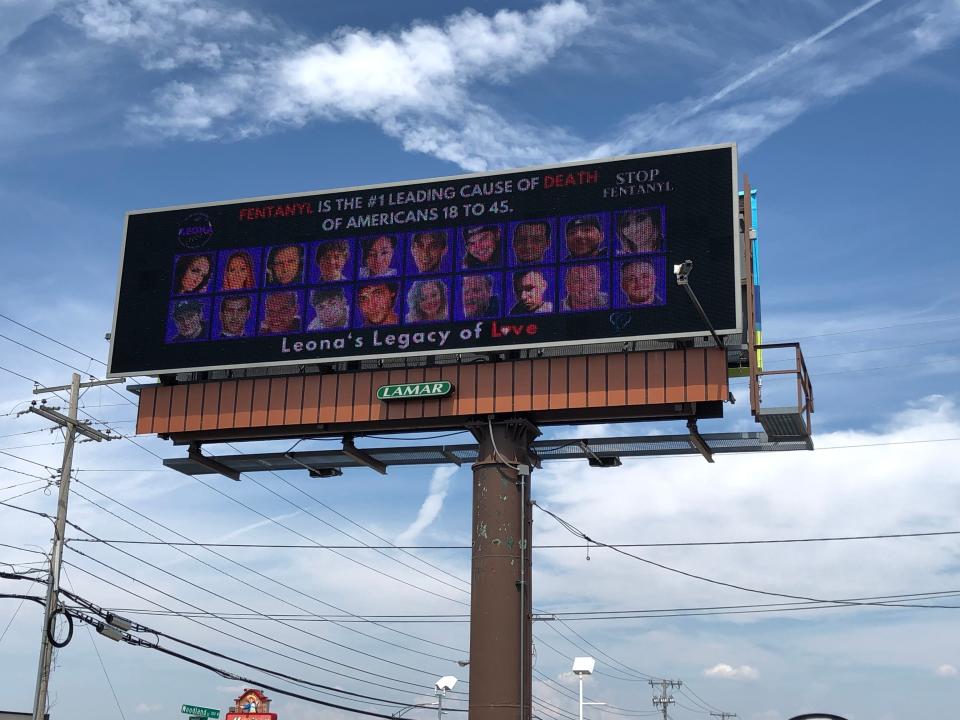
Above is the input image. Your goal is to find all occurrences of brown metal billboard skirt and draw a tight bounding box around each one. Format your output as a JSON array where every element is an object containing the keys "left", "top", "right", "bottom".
[{"left": 136, "top": 348, "right": 728, "bottom": 442}]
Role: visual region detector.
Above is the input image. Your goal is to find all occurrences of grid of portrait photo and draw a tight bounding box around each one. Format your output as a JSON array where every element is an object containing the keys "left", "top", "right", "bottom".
[{"left": 163, "top": 206, "right": 668, "bottom": 343}]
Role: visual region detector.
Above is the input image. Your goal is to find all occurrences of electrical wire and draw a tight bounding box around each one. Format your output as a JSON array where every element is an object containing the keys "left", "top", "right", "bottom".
[
  {"left": 533, "top": 502, "right": 960, "bottom": 610},
  {"left": 0, "top": 585, "right": 42, "bottom": 643},
  {"left": 62, "top": 558, "right": 457, "bottom": 697},
  {"left": 61, "top": 588, "right": 457, "bottom": 711},
  {"left": 69, "top": 398, "right": 473, "bottom": 608},
  {"left": 63, "top": 518, "right": 463, "bottom": 677},
  {"left": 1, "top": 484, "right": 50, "bottom": 504},
  {"left": 0, "top": 313, "right": 106, "bottom": 367},
  {"left": 70, "top": 478, "right": 469, "bottom": 656},
  {"left": 60, "top": 526, "right": 960, "bottom": 548},
  {"left": 65, "top": 608, "right": 436, "bottom": 719}
]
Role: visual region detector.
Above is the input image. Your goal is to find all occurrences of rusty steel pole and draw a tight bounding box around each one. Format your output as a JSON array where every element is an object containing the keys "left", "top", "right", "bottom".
[{"left": 469, "top": 418, "right": 539, "bottom": 720}]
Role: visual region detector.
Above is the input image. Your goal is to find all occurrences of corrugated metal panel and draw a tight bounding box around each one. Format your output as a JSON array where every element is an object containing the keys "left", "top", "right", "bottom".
[{"left": 137, "top": 349, "right": 729, "bottom": 436}]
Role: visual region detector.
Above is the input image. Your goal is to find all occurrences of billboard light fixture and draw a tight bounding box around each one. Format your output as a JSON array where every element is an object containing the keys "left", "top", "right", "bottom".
[{"left": 673, "top": 259, "right": 723, "bottom": 348}]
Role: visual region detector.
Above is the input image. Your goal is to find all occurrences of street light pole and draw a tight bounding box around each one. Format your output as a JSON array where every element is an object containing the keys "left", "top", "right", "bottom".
[{"left": 578, "top": 672, "right": 585, "bottom": 720}]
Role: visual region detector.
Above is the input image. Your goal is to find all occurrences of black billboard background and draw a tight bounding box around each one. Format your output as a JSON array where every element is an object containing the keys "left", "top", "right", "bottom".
[{"left": 108, "top": 146, "right": 738, "bottom": 376}]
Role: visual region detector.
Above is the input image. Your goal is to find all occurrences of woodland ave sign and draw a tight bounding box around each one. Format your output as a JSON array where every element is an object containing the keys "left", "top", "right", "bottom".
[
  {"left": 376, "top": 380, "right": 454, "bottom": 400},
  {"left": 181, "top": 706, "right": 220, "bottom": 718}
]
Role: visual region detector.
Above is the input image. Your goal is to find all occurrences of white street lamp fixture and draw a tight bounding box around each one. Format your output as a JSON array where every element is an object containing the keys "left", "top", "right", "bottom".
[
  {"left": 572, "top": 657, "right": 605, "bottom": 720},
  {"left": 434, "top": 675, "right": 457, "bottom": 720}
]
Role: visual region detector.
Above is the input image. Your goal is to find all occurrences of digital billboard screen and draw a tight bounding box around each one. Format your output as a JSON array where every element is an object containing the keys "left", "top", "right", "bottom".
[{"left": 108, "top": 144, "right": 740, "bottom": 377}]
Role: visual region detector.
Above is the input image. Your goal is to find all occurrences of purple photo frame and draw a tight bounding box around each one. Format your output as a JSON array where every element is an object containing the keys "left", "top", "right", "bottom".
[
  {"left": 559, "top": 262, "right": 611, "bottom": 313},
  {"left": 405, "top": 229, "right": 453, "bottom": 276},
  {"left": 165, "top": 297, "right": 211, "bottom": 343},
  {"left": 613, "top": 206, "right": 666, "bottom": 255},
  {"left": 506, "top": 266, "right": 556, "bottom": 316},
  {"left": 310, "top": 238, "right": 355, "bottom": 284},
  {"left": 508, "top": 218, "right": 556, "bottom": 267},
  {"left": 455, "top": 272, "right": 503, "bottom": 321},
  {"left": 212, "top": 293, "right": 257, "bottom": 339},
  {"left": 216, "top": 248, "right": 262, "bottom": 293},
  {"left": 171, "top": 252, "right": 215, "bottom": 296},
  {"left": 258, "top": 290, "right": 304, "bottom": 335},
  {"left": 357, "top": 233, "right": 404, "bottom": 280},
  {"left": 403, "top": 276, "right": 452, "bottom": 325},
  {"left": 614, "top": 256, "right": 666, "bottom": 308},
  {"left": 559, "top": 213, "right": 610, "bottom": 261},
  {"left": 459, "top": 224, "right": 504, "bottom": 270}
]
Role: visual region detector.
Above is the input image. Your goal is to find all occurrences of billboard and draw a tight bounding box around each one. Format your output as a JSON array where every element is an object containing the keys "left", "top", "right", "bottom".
[{"left": 108, "top": 144, "right": 740, "bottom": 377}]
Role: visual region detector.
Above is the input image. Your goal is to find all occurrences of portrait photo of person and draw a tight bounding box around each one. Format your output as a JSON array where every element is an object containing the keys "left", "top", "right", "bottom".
[
  {"left": 259, "top": 290, "right": 302, "bottom": 334},
  {"left": 510, "top": 220, "right": 553, "bottom": 265},
  {"left": 167, "top": 299, "right": 210, "bottom": 342},
  {"left": 173, "top": 253, "right": 214, "bottom": 295},
  {"left": 561, "top": 263, "right": 609, "bottom": 312},
  {"left": 356, "top": 281, "right": 400, "bottom": 326},
  {"left": 459, "top": 273, "right": 501, "bottom": 319},
  {"left": 264, "top": 244, "right": 305, "bottom": 286},
  {"left": 616, "top": 208, "right": 663, "bottom": 254},
  {"left": 307, "top": 287, "right": 350, "bottom": 331},
  {"left": 461, "top": 225, "right": 502, "bottom": 269},
  {"left": 407, "top": 230, "right": 450, "bottom": 275},
  {"left": 216, "top": 294, "right": 254, "bottom": 338},
  {"left": 617, "top": 259, "right": 663, "bottom": 307},
  {"left": 218, "top": 250, "right": 258, "bottom": 292},
  {"left": 313, "top": 239, "right": 352, "bottom": 283},
  {"left": 563, "top": 216, "right": 606, "bottom": 260},
  {"left": 510, "top": 269, "right": 554, "bottom": 315},
  {"left": 405, "top": 278, "right": 450, "bottom": 324},
  {"left": 358, "top": 234, "right": 400, "bottom": 279}
]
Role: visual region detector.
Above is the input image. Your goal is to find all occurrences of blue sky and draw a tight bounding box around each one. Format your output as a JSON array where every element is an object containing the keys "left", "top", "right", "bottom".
[{"left": 2, "top": 1, "right": 960, "bottom": 719}]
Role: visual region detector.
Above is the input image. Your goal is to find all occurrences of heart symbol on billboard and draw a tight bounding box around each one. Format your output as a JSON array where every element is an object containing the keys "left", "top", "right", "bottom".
[{"left": 609, "top": 312, "right": 631, "bottom": 333}]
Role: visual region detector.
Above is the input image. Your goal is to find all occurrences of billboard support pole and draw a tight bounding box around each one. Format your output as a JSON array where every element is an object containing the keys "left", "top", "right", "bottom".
[
  {"left": 742, "top": 174, "right": 760, "bottom": 417},
  {"left": 468, "top": 418, "right": 539, "bottom": 720}
]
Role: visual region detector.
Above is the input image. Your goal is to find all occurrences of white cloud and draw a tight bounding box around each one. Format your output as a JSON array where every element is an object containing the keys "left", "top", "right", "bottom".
[
  {"left": 532, "top": 395, "right": 960, "bottom": 616},
  {"left": 703, "top": 663, "right": 760, "bottom": 680},
  {"left": 395, "top": 466, "right": 458, "bottom": 545},
  {"left": 134, "top": 703, "right": 162, "bottom": 714},
  {"left": 5, "top": 1, "right": 960, "bottom": 168},
  {"left": 120, "top": 0, "right": 593, "bottom": 170},
  {"left": 61, "top": 0, "right": 262, "bottom": 69},
  {"left": 936, "top": 664, "right": 958, "bottom": 677}
]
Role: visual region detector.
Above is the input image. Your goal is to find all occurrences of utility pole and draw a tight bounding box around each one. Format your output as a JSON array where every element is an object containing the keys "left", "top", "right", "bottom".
[
  {"left": 649, "top": 679, "right": 682, "bottom": 720},
  {"left": 29, "top": 373, "right": 122, "bottom": 720},
  {"left": 710, "top": 713, "right": 737, "bottom": 720}
]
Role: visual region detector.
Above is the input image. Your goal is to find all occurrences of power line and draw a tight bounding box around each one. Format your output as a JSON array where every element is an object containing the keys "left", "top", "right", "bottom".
[
  {"left": 0, "top": 582, "right": 42, "bottom": 643},
  {"left": 62, "top": 587, "right": 458, "bottom": 712},
  {"left": 62, "top": 557, "right": 456, "bottom": 697},
  {"left": 64, "top": 607, "right": 453, "bottom": 719},
  {"left": 533, "top": 502, "right": 960, "bottom": 610},
  {"left": 0, "top": 313, "right": 106, "bottom": 367},
  {"left": 767, "top": 314, "right": 960, "bottom": 342},
  {"left": 59, "top": 526, "right": 960, "bottom": 549},
  {"left": 0, "top": 364, "right": 41, "bottom": 385},
  {"left": 66, "top": 393, "right": 472, "bottom": 608},
  {"left": 62, "top": 568, "right": 127, "bottom": 720},
  {"left": 63, "top": 516, "right": 464, "bottom": 677},
  {"left": 1, "top": 484, "right": 50, "bottom": 504},
  {"left": 70, "top": 478, "right": 468, "bottom": 656}
]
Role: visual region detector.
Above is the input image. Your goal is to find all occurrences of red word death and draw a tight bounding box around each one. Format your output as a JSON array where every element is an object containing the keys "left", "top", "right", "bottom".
[{"left": 543, "top": 170, "right": 598, "bottom": 189}]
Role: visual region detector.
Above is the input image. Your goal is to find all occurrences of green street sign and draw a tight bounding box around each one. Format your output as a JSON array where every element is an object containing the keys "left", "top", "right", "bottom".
[
  {"left": 181, "top": 706, "right": 220, "bottom": 719},
  {"left": 377, "top": 380, "right": 453, "bottom": 401}
]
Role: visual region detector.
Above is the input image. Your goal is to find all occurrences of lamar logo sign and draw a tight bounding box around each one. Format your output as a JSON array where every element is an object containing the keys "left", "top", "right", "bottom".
[{"left": 377, "top": 381, "right": 454, "bottom": 401}]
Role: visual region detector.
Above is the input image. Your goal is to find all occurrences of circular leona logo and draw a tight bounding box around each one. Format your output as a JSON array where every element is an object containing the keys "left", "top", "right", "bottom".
[{"left": 178, "top": 212, "right": 214, "bottom": 249}]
